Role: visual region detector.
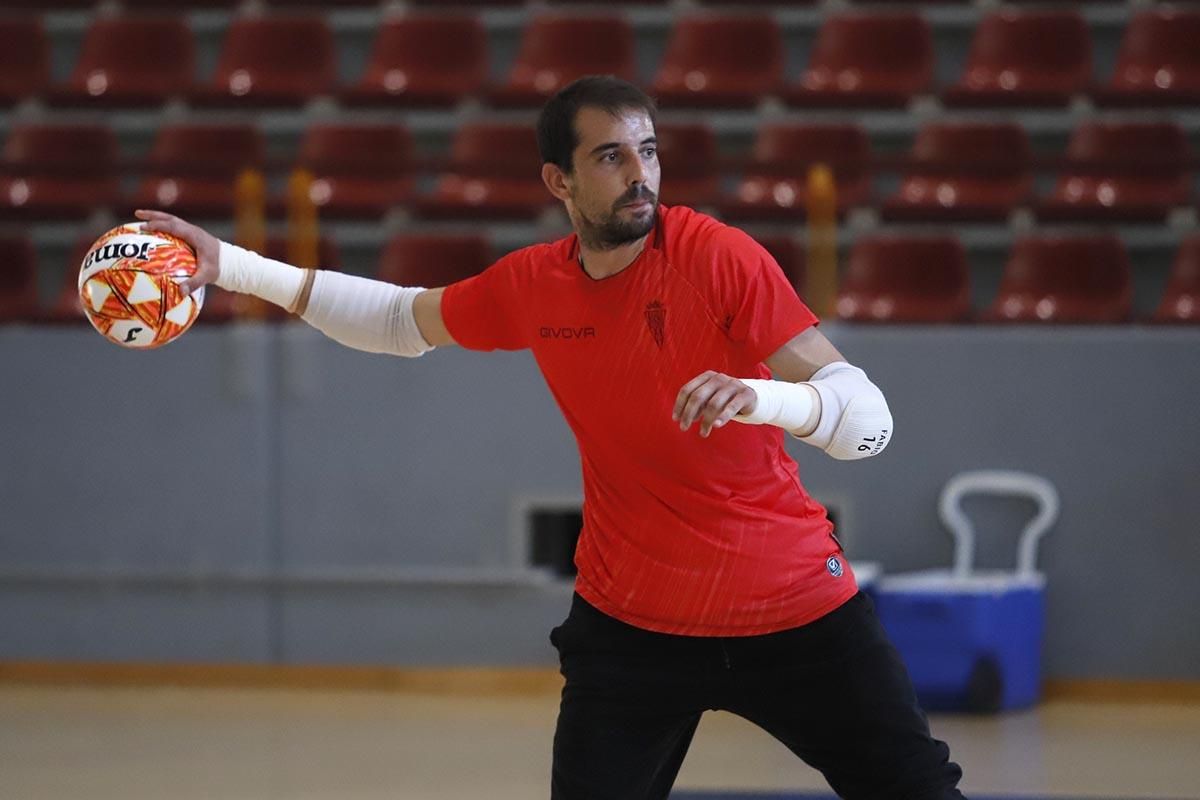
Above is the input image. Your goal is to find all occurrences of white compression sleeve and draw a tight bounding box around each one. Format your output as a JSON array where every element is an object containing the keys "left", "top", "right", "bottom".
[
  {"left": 734, "top": 362, "right": 893, "bottom": 460},
  {"left": 217, "top": 241, "right": 306, "bottom": 310},
  {"left": 735, "top": 380, "right": 820, "bottom": 435},
  {"left": 300, "top": 270, "right": 432, "bottom": 357},
  {"left": 216, "top": 241, "right": 433, "bottom": 357}
]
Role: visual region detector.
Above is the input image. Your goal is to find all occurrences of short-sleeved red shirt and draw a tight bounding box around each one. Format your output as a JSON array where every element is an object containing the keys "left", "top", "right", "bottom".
[{"left": 441, "top": 205, "right": 857, "bottom": 635}]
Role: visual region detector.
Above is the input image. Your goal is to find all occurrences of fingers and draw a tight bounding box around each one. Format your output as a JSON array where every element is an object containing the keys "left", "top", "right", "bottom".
[
  {"left": 675, "top": 373, "right": 719, "bottom": 431},
  {"left": 674, "top": 372, "right": 753, "bottom": 438},
  {"left": 672, "top": 370, "right": 715, "bottom": 423},
  {"left": 134, "top": 209, "right": 181, "bottom": 235},
  {"left": 135, "top": 210, "right": 188, "bottom": 238},
  {"left": 135, "top": 210, "right": 207, "bottom": 253},
  {"left": 135, "top": 210, "right": 211, "bottom": 295},
  {"left": 701, "top": 386, "right": 753, "bottom": 437},
  {"left": 176, "top": 260, "right": 215, "bottom": 296}
]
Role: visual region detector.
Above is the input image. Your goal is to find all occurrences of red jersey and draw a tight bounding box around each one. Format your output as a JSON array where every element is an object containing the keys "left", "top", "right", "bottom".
[{"left": 441, "top": 205, "right": 857, "bottom": 636}]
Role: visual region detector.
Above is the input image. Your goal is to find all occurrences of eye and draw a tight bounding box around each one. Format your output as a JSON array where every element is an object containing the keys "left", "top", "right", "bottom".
[
  {"left": 603, "top": 151, "right": 619, "bottom": 163},
  {"left": 642, "top": 147, "right": 657, "bottom": 158}
]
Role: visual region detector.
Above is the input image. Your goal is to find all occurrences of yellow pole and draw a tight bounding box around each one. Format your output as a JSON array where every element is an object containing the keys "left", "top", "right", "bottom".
[
  {"left": 805, "top": 163, "right": 838, "bottom": 320},
  {"left": 233, "top": 168, "right": 268, "bottom": 319},
  {"left": 286, "top": 167, "right": 319, "bottom": 272}
]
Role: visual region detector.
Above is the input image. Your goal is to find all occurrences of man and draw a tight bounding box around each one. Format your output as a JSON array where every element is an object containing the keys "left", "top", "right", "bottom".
[{"left": 139, "top": 76, "right": 965, "bottom": 799}]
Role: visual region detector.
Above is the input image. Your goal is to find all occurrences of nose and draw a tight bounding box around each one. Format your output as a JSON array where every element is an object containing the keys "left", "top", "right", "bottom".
[{"left": 627, "top": 156, "right": 648, "bottom": 188}]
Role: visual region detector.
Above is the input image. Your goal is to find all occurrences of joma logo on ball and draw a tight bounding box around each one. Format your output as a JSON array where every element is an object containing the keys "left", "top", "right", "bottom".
[{"left": 84, "top": 241, "right": 153, "bottom": 269}]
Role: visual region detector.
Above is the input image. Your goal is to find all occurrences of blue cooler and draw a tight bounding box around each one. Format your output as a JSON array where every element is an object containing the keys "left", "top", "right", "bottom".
[{"left": 874, "top": 471, "right": 1059, "bottom": 713}]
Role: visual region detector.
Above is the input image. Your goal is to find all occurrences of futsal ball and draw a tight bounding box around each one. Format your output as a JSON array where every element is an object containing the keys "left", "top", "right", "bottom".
[{"left": 78, "top": 223, "right": 204, "bottom": 349}]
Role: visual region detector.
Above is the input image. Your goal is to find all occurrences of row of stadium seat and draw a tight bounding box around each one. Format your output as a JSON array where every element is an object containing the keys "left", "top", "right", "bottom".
[
  {"left": 2, "top": 119, "right": 1196, "bottom": 223},
  {"left": 3, "top": 231, "right": 1197, "bottom": 325},
  {"left": 0, "top": 1, "right": 1164, "bottom": 9},
  {"left": 3, "top": 9, "right": 1199, "bottom": 109}
]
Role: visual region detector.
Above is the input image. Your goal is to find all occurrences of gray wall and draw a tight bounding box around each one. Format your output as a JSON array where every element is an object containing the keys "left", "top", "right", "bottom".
[{"left": 1, "top": 324, "right": 1198, "bottom": 679}]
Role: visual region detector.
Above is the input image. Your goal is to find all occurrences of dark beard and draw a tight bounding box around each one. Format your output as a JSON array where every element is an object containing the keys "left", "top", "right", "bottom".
[{"left": 576, "top": 187, "right": 658, "bottom": 251}]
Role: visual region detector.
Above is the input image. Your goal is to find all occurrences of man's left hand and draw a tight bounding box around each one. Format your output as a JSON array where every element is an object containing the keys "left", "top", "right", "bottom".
[{"left": 673, "top": 371, "right": 757, "bottom": 438}]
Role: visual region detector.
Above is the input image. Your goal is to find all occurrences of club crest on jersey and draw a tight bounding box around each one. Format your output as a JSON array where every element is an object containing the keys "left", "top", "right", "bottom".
[
  {"left": 644, "top": 300, "right": 666, "bottom": 348},
  {"left": 826, "top": 556, "right": 844, "bottom": 578}
]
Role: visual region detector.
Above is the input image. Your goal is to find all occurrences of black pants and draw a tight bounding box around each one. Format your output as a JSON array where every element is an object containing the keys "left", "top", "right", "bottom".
[{"left": 549, "top": 592, "right": 965, "bottom": 800}]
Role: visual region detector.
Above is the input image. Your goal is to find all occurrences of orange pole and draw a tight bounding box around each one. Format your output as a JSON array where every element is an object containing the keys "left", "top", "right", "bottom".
[
  {"left": 805, "top": 163, "right": 838, "bottom": 320},
  {"left": 233, "top": 168, "right": 268, "bottom": 319},
  {"left": 286, "top": 168, "right": 319, "bottom": 271}
]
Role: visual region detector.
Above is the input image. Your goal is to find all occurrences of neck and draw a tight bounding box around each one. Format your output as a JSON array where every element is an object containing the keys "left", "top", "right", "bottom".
[{"left": 577, "top": 235, "right": 649, "bottom": 280}]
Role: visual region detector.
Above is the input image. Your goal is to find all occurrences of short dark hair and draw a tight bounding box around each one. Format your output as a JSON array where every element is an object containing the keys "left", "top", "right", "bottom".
[{"left": 536, "top": 75, "right": 657, "bottom": 174}]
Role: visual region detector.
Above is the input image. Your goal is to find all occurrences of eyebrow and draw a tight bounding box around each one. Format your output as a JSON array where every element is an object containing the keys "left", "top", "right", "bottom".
[{"left": 588, "top": 136, "right": 658, "bottom": 157}]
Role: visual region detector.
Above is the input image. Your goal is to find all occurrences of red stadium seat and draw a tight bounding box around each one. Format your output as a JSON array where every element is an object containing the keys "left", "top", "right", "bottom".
[
  {"left": 1153, "top": 237, "right": 1200, "bottom": 324},
  {"left": 50, "top": 276, "right": 84, "bottom": 323},
  {"left": 0, "top": 17, "right": 48, "bottom": 106},
  {"left": 341, "top": 15, "right": 487, "bottom": 108},
  {"left": 0, "top": 235, "right": 39, "bottom": 322},
  {"left": 192, "top": 15, "right": 335, "bottom": 107},
  {"left": 268, "top": 0, "right": 390, "bottom": 5},
  {"left": 655, "top": 123, "right": 720, "bottom": 209},
  {"left": 45, "top": 15, "right": 194, "bottom": 107},
  {"left": 48, "top": 228, "right": 99, "bottom": 323},
  {"left": 753, "top": 235, "right": 806, "bottom": 297},
  {"left": 288, "top": 124, "right": 414, "bottom": 219},
  {"left": 127, "top": 124, "right": 264, "bottom": 219},
  {"left": 1094, "top": 9, "right": 1200, "bottom": 108},
  {"left": 2, "top": 0, "right": 99, "bottom": 6},
  {"left": 943, "top": 10, "right": 1091, "bottom": 108},
  {"left": 123, "top": 0, "right": 237, "bottom": 6},
  {"left": 837, "top": 236, "right": 971, "bottom": 323},
  {"left": 652, "top": 15, "right": 783, "bottom": 108},
  {"left": 408, "top": 0, "right": 524, "bottom": 5},
  {"left": 985, "top": 235, "right": 1131, "bottom": 323},
  {"left": 378, "top": 234, "right": 493, "bottom": 288},
  {"left": 52, "top": 227, "right": 118, "bottom": 324},
  {"left": 550, "top": 0, "right": 665, "bottom": 4},
  {"left": 49, "top": 265, "right": 86, "bottom": 324},
  {"left": 784, "top": 13, "right": 933, "bottom": 108},
  {"left": 1037, "top": 122, "right": 1192, "bottom": 223},
  {"left": 414, "top": 123, "right": 553, "bottom": 220},
  {"left": 490, "top": 15, "right": 636, "bottom": 108},
  {"left": 0, "top": 124, "right": 117, "bottom": 220},
  {"left": 0, "top": 0, "right": 94, "bottom": 7},
  {"left": 718, "top": 124, "right": 871, "bottom": 221},
  {"left": 882, "top": 122, "right": 1032, "bottom": 222}
]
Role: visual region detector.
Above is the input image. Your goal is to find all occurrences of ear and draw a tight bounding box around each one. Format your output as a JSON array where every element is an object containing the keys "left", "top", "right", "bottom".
[{"left": 541, "top": 162, "right": 572, "bottom": 203}]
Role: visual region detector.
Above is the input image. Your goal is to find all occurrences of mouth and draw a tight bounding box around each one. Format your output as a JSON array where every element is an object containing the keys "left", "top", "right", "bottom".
[{"left": 621, "top": 199, "right": 653, "bottom": 211}]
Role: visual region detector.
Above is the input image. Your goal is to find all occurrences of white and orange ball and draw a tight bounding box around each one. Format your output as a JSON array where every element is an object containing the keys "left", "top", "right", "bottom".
[{"left": 78, "top": 223, "right": 204, "bottom": 349}]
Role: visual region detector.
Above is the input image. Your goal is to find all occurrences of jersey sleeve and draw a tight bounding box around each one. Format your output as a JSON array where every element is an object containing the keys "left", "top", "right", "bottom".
[
  {"left": 440, "top": 250, "right": 530, "bottom": 352},
  {"left": 710, "top": 227, "right": 818, "bottom": 365}
]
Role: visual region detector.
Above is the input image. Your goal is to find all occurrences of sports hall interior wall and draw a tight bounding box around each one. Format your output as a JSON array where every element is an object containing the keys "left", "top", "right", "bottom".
[
  {"left": 2, "top": 3, "right": 1198, "bottom": 681},
  {"left": 1, "top": 325, "right": 1197, "bottom": 679}
]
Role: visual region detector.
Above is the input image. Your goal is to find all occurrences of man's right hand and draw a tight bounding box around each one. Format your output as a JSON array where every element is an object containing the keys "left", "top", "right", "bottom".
[{"left": 135, "top": 209, "right": 220, "bottom": 295}]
